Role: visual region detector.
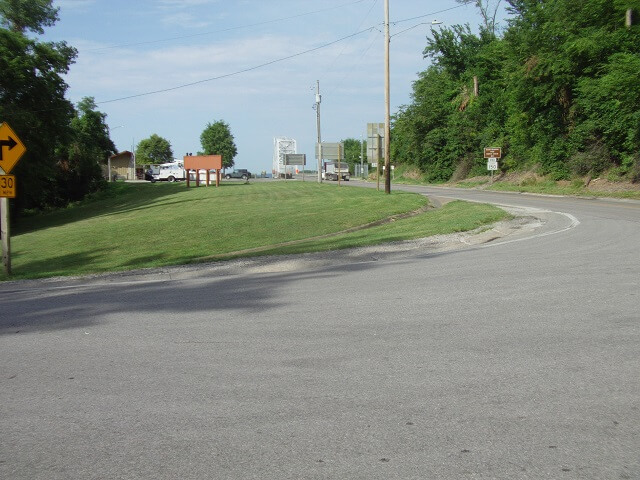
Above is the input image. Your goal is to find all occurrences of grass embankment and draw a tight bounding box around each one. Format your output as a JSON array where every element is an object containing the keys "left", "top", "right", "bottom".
[{"left": 2, "top": 181, "right": 507, "bottom": 280}]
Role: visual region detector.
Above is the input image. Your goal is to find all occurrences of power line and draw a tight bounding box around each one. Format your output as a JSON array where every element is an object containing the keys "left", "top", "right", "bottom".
[
  {"left": 96, "top": 4, "right": 466, "bottom": 105},
  {"left": 97, "top": 28, "right": 376, "bottom": 105},
  {"left": 392, "top": 4, "right": 466, "bottom": 25},
  {"left": 321, "top": 0, "right": 379, "bottom": 77},
  {"left": 31, "top": 5, "right": 468, "bottom": 110},
  {"left": 87, "top": 0, "right": 370, "bottom": 52}
]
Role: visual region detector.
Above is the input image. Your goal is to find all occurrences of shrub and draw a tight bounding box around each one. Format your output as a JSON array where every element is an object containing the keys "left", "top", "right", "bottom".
[{"left": 568, "top": 142, "right": 613, "bottom": 176}]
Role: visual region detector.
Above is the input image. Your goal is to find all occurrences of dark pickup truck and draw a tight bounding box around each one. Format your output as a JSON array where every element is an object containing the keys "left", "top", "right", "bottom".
[{"left": 224, "top": 169, "right": 251, "bottom": 180}]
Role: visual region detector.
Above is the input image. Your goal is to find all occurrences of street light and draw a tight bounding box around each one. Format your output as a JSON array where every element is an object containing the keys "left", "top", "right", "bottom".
[{"left": 384, "top": 4, "right": 443, "bottom": 194}]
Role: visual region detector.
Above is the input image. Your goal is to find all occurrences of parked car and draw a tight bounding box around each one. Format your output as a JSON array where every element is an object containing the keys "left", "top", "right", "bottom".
[{"left": 225, "top": 169, "right": 251, "bottom": 180}]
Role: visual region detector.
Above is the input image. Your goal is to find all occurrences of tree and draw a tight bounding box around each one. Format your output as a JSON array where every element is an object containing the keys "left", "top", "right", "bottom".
[
  {"left": 200, "top": 120, "right": 237, "bottom": 169},
  {"left": 393, "top": 0, "right": 640, "bottom": 182},
  {"left": 0, "top": 0, "right": 77, "bottom": 211},
  {"left": 0, "top": 0, "right": 58, "bottom": 34},
  {"left": 56, "top": 97, "right": 115, "bottom": 201},
  {"left": 340, "top": 138, "right": 367, "bottom": 173},
  {"left": 456, "top": 0, "right": 503, "bottom": 36},
  {"left": 135, "top": 134, "right": 173, "bottom": 165}
]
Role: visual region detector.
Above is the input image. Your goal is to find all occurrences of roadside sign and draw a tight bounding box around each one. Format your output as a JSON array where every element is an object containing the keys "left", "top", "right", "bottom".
[
  {"left": 0, "top": 175, "right": 16, "bottom": 198},
  {"left": 487, "top": 159, "right": 499, "bottom": 171},
  {"left": 484, "top": 147, "right": 501, "bottom": 159},
  {"left": 0, "top": 123, "right": 27, "bottom": 174},
  {"left": 284, "top": 153, "right": 306, "bottom": 165},
  {"left": 316, "top": 142, "right": 343, "bottom": 160}
]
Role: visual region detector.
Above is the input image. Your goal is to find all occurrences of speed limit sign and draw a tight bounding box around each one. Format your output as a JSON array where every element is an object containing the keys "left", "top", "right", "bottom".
[{"left": 0, "top": 174, "right": 16, "bottom": 198}]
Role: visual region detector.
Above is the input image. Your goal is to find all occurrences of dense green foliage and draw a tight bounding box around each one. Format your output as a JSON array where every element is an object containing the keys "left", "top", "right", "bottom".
[
  {"left": 0, "top": 0, "right": 116, "bottom": 213},
  {"left": 57, "top": 97, "right": 115, "bottom": 202},
  {"left": 392, "top": 0, "right": 640, "bottom": 182},
  {"left": 200, "top": 120, "right": 237, "bottom": 169},
  {"left": 135, "top": 134, "right": 173, "bottom": 165},
  {"left": 340, "top": 138, "right": 367, "bottom": 173}
]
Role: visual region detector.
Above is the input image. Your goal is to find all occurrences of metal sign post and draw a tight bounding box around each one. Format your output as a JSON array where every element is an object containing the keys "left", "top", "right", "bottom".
[
  {"left": 284, "top": 154, "right": 306, "bottom": 182},
  {"left": 0, "top": 169, "right": 10, "bottom": 275},
  {"left": 484, "top": 147, "right": 502, "bottom": 184},
  {"left": 0, "top": 122, "right": 27, "bottom": 276}
]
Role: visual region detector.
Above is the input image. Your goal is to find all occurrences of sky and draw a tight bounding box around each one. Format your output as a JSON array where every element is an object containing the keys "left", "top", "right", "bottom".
[{"left": 42, "top": 0, "right": 508, "bottom": 174}]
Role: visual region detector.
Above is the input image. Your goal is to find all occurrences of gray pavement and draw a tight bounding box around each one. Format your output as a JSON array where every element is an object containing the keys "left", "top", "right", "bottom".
[{"left": 1, "top": 185, "right": 639, "bottom": 479}]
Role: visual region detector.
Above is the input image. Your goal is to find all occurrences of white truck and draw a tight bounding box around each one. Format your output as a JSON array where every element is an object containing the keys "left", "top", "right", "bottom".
[
  {"left": 322, "top": 161, "right": 350, "bottom": 181},
  {"left": 154, "top": 161, "right": 186, "bottom": 182}
]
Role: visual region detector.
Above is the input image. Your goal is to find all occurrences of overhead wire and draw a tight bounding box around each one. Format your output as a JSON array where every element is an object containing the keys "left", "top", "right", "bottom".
[
  {"left": 327, "top": 0, "right": 380, "bottom": 90},
  {"left": 34, "top": 3, "right": 469, "bottom": 109},
  {"left": 97, "top": 28, "right": 376, "bottom": 104},
  {"left": 86, "top": 0, "right": 370, "bottom": 52},
  {"left": 321, "top": 0, "right": 379, "bottom": 75}
]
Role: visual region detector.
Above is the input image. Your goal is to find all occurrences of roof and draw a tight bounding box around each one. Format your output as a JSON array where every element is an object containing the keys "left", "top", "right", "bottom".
[{"left": 109, "top": 151, "right": 133, "bottom": 160}]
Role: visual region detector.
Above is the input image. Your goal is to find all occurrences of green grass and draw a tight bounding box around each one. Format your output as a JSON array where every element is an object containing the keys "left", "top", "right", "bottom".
[
  {"left": 251, "top": 200, "right": 508, "bottom": 257},
  {"left": 2, "top": 181, "right": 508, "bottom": 280}
]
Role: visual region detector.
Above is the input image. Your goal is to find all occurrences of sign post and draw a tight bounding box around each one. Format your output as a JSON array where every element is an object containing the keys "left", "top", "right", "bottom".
[
  {"left": 284, "top": 154, "right": 306, "bottom": 182},
  {"left": 0, "top": 122, "right": 27, "bottom": 275},
  {"left": 484, "top": 147, "right": 501, "bottom": 184}
]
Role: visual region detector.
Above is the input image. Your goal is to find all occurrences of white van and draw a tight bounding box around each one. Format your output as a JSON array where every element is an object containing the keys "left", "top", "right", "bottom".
[{"left": 156, "top": 161, "right": 186, "bottom": 182}]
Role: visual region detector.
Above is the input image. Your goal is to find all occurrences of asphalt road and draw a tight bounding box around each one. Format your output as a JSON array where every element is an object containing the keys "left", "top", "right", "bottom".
[{"left": 1, "top": 184, "right": 639, "bottom": 479}]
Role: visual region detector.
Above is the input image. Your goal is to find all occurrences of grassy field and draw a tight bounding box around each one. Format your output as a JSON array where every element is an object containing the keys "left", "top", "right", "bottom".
[{"left": 2, "top": 181, "right": 508, "bottom": 280}]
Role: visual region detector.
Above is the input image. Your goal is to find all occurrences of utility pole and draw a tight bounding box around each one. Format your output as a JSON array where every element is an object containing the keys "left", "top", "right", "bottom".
[
  {"left": 384, "top": 0, "right": 391, "bottom": 194},
  {"left": 315, "top": 80, "right": 322, "bottom": 183},
  {"left": 360, "top": 134, "right": 364, "bottom": 179}
]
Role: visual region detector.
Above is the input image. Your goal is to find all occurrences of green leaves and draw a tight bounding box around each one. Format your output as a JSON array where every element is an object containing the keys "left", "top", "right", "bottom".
[
  {"left": 392, "top": 0, "right": 640, "bottom": 182},
  {"left": 200, "top": 120, "right": 238, "bottom": 169},
  {"left": 135, "top": 134, "right": 174, "bottom": 165}
]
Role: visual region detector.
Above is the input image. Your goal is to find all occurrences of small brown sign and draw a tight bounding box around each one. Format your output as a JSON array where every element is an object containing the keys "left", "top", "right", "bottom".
[{"left": 484, "top": 147, "right": 502, "bottom": 159}]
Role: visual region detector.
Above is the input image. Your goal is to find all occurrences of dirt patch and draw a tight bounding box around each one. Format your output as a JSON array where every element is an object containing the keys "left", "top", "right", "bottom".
[
  {"left": 399, "top": 167, "right": 424, "bottom": 181},
  {"left": 451, "top": 171, "right": 640, "bottom": 194},
  {"left": 586, "top": 178, "right": 640, "bottom": 192}
]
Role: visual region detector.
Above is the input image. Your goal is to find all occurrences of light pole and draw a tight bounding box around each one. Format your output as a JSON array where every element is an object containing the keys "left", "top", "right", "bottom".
[
  {"left": 315, "top": 80, "right": 322, "bottom": 183},
  {"left": 384, "top": 14, "right": 443, "bottom": 194},
  {"left": 360, "top": 133, "right": 364, "bottom": 179},
  {"left": 106, "top": 125, "right": 123, "bottom": 183}
]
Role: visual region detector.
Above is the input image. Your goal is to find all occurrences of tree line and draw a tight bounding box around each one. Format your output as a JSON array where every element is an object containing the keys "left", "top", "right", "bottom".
[
  {"left": 391, "top": 0, "right": 640, "bottom": 183},
  {"left": 0, "top": 1, "right": 237, "bottom": 216},
  {"left": 135, "top": 121, "right": 237, "bottom": 170}
]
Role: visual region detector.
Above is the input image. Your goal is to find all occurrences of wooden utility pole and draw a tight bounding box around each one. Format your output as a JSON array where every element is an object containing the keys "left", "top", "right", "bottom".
[
  {"left": 384, "top": 0, "right": 391, "bottom": 194},
  {"left": 316, "top": 80, "right": 322, "bottom": 183},
  {"left": 360, "top": 134, "right": 364, "bottom": 179}
]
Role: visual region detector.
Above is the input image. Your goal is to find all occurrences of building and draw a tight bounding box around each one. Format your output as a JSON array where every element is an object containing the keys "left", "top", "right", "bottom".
[{"left": 108, "top": 151, "right": 136, "bottom": 181}]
